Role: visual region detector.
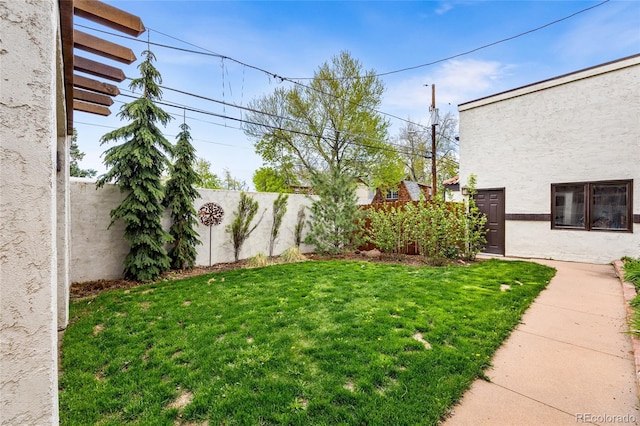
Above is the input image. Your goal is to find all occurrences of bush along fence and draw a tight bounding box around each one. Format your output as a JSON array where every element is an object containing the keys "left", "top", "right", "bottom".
[{"left": 359, "top": 198, "right": 487, "bottom": 265}]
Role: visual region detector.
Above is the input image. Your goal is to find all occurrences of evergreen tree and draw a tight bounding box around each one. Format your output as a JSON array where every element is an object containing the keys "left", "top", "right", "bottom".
[
  {"left": 304, "top": 169, "right": 362, "bottom": 254},
  {"left": 70, "top": 128, "right": 97, "bottom": 178},
  {"left": 164, "top": 122, "right": 201, "bottom": 270},
  {"left": 96, "top": 50, "right": 173, "bottom": 281}
]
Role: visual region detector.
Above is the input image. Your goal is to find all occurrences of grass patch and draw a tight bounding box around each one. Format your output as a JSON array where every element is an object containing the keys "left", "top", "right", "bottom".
[
  {"left": 624, "top": 257, "right": 640, "bottom": 337},
  {"left": 60, "top": 259, "right": 555, "bottom": 425}
]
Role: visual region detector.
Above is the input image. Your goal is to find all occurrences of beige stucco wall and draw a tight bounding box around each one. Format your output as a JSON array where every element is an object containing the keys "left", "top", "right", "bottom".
[
  {"left": 0, "top": 0, "right": 61, "bottom": 424},
  {"left": 459, "top": 55, "right": 640, "bottom": 263},
  {"left": 70, "top": 180, "right": 316, "bottom": 282}
]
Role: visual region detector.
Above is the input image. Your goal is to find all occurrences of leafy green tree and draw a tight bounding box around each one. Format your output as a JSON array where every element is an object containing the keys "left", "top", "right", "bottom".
[
  {"left": 396, "top": 111, "right": 459, "bottom": 195},
  {"left": 194, "top": 158, "right": 222, "bottom": 189},
  {"left": 268, "top": 193, "right": 288, "bottom": 257},
  {"left": 253, "top": 167, "right": 294, "bottom": 193},
  {"left": 96, "top": 49, "right": 173, "bottom": 282},
  {"left": 221, "top": 168, "right": 248, "bottom": 191},
  {"left": 244, "top": 51, "right": 404, "bottom": 188},
  {"left": 70, "top": 128, "right": 97, "bottom": 178},
  {"left": 304, "top": 170, "right": 362, "bottom": 254},
  {"left": 164, "top": 122, "right": 201, "bottom": 270},
  {"left": 226, "top": 192, "right": 263, "bottom": 261}
]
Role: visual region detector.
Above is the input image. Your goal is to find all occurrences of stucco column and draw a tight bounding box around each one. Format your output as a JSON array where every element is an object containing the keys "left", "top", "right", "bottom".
[
  {"left": 57, "top": 133, "right": 70, "bottom": 331},
  {"left": 0, "top": 0, "right": 61, "bottom": 424}
]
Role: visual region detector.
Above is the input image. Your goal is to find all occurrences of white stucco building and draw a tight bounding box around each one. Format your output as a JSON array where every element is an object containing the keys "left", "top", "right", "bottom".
[
  {"left": 458, "top": 54, "right": 640, "bottom": 264},
  {"left": 0, "top": 1, "right": 144, "bottom": 423}
]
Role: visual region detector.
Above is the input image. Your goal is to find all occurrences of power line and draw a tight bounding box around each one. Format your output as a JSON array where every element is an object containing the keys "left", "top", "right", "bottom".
[
  {"left": 292, "top": 0, "right": 611, "bottom": 79},
  {"left": 117, "top": 91, "right": 436, "bottom": 159},
  {"left": 75, "top": 23, "right": 433, "bottom": 131},
  {"left": 75, "top": 0, "right": 610, "bottom": 141}
]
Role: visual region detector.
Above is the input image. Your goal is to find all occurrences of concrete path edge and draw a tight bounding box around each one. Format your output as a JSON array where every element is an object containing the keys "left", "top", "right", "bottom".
[{"left": 613, "top": 259, "right": 640, "bottom": 396}]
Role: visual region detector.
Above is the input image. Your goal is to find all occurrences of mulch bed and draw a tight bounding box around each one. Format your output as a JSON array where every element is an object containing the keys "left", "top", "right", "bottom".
[{"left": 70, "top": 251, "right": 469, "bottom": 300}]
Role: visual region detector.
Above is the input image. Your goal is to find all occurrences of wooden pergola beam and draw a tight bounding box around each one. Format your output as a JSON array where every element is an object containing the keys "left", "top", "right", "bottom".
[
  {"left": 74, "top": 0, "right": 145, "bottom": 37},
  {"left": 73, "top": 87, "right": 114, "bottom": 106},
  {"left": 74, "top": 55, "right": 126, "bottom": 82},
  {"left": 59, "top": 0, "right": 74, "bottom": 135},
  {"left": 73, "top": 74, "right": 120, "bottom": 96},
  {"left": 74, "top": 29, "right": 136, "bottom": 64},
  {"left": 73, "top": 100, "right": 111, "bottom": 116}
]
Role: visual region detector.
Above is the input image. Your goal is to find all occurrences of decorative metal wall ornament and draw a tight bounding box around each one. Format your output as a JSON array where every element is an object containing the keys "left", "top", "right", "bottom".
[
  {"left": 198, "top": 202, "right": 224, "bottom": 226},
  {"left": 198, "top": 202, "right": 225, "bottom": 266}
]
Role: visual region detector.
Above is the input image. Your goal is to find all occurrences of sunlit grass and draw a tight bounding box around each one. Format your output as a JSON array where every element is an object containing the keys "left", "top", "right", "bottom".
[{"left": 60, "top": 259, "right": 555, "bottom": 425}]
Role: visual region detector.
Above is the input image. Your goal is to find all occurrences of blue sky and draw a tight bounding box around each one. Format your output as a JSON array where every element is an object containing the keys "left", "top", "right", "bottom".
[{"left": 74, "top": 0, "right": 640, "bottom": 187}]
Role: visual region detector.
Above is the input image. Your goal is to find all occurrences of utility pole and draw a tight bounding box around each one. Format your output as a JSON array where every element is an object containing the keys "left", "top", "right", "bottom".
[{"left": 430, "top": 84, "right": 438, "bottom": 200}]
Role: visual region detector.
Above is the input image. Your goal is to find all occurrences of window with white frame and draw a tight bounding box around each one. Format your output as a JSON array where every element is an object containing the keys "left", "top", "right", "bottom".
[
  {"left": 386, "top": 189, "right": 399, "bottom": 200},
  {"left": 551, "top": 180, "right": 632, "bottom": 231}
]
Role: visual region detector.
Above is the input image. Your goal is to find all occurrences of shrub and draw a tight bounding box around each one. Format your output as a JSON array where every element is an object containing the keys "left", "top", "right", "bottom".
[
  {"left": 279, "top": 246, "right": 307, "bottom": 263},
  {"left": 268, "top": 193, "right": 288, "bottom": 257},
  {"left": 294, "top": 206, "right": 306, "bottom": 247},
  {"left": 624, "top": 258, "right": 640, "bottom": 289},
  {"left": 246, "top": 253, "right": 270, "bottom": 268},
  {"left": 463, "top": 174, "right": 487, "bottom": 261},
  {"left": 226, "top": 192, "right": 263, "bottom": 261}
]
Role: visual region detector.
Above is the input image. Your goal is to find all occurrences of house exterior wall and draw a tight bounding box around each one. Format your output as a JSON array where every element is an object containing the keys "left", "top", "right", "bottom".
[
  {"left": 0, "top": 0, "right": 61, "bottom": 423},
  {"left": 371, "top": 182, "right": 429, "bottom": 204},
  {"left": 459, "top": 55, "right": 640, "bottom": 263},
  {"left": 70, "top": 180, "right": 316, "bottom": 282}
]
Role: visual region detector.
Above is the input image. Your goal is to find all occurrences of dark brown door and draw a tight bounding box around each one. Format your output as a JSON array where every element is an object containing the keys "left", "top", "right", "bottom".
[{"left": 474, "top": 189, "right": 505, "bottom": 255}]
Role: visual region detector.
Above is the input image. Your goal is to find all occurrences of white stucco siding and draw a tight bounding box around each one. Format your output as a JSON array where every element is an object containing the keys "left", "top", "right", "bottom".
[
  {"left": 459, "top": 56, "right": 640, "bottom": 263},
  {"left": 0, "top": 0, "right": 60, "bottom": 424},
  {"left": 70, "top": 180, "right": 130, "bottom": 282},
  {"left": 505, "top": 222, "right": 639, "bottom": 264},
  {"left": 70, "top": 181, "right": 316, "bottom": 282},
  {"left": 460, "top": 57, "right": 640, "bottom": 214}
]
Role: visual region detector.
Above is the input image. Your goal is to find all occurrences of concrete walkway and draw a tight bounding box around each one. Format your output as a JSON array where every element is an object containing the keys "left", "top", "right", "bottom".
[{"left": 443, "top": 259, "right": 640, "bottom": 425}]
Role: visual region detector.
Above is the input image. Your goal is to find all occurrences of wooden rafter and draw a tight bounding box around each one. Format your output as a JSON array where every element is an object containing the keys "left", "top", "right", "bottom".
[
  {"left": 59, "top": 0, "right": 144, "bottom": 129},
  {"left": 74, "top": 0, "right": 145, "bottom": 37},
  {"left": 74, "top": 30, "right": 136, "bottom": 64},
  {"left": 59, "top": 0, "right": 74, "bottom": 134},
  {"left": 73, "top": 100, "right": 111, "bottom": 116},
  {"left": 73, "top": 87, "right": 114, "bottom": 106},
  {"left": 74, "top": 55, "right": 126, "bottom": 82},
  {"left": 73, "top": 74, "right": 120, "bottom": 96}
]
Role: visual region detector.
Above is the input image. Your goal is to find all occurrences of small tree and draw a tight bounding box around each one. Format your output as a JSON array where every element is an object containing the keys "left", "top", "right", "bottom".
[
  {"left": 226, "top": 192, "right": 263, "bottom": 261},
  {"left": 96, "top": 49, "right": 173, "bottom": 281},
  {"left": 268, "top": 193, "right": 288, "bottom": 257},
  {"left": 294, "top": 206, "right": 306, "bottom": 247},
  {"left": 305, "top": 170, "right": 362, "bottom": 254},
  {"left": 463, "top": 174, "right": 487, "bottom": 260},
  {"left": 164, "top": 122, "right": 201, "bottom": 270}
]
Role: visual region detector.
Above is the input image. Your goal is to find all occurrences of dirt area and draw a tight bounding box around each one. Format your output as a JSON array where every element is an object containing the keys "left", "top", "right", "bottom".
[{"left": 70, "top": 251, "right": 467, "bottom": 300}]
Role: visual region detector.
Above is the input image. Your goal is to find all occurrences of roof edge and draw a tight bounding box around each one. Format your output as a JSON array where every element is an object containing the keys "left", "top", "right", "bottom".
[{"left": 458, "top": 53, "right": 640, "bottom": 111}]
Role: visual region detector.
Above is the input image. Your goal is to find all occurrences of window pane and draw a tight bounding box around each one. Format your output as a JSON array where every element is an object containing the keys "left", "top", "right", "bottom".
[
  {"left": 591, "top": 183, "right": 628, "bottom": 230},
  {"left": 554, "top": 184, "right": 585, "bottom": 228}
]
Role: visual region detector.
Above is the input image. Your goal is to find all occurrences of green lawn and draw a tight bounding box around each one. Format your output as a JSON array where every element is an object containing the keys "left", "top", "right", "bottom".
[{"left": 60, "top": 259, "right": 555, "bottom": 425}]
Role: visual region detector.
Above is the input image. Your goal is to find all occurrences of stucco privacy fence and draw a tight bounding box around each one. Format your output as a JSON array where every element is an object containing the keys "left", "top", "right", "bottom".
[{"left": 70, "top": 178, "right": 316, "bottom": 283}]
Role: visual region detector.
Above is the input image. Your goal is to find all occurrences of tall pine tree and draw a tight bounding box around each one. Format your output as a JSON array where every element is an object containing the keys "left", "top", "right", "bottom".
[
  {"left": 96, "top": 50, "right": 173, "bottom": 281},
  {"left": 304, "top": 169, "right": 362, "bottom": 254},
  {"left": 164, "top": 122, "right": 201, "bottom": 270}
]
